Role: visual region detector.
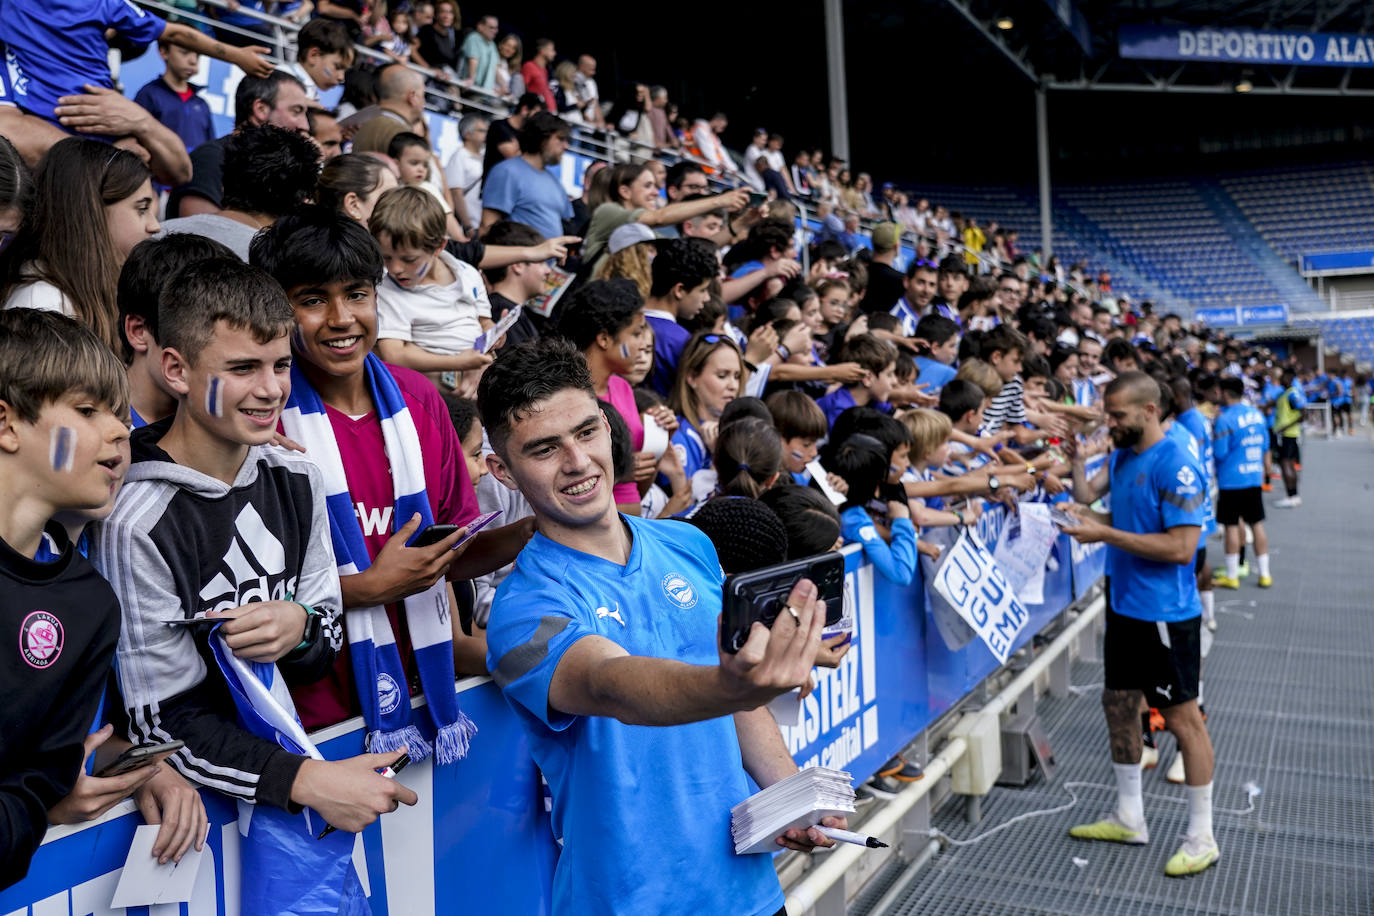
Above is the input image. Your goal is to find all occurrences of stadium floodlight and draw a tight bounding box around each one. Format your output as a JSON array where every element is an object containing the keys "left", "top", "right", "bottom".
[
  {"left": 996, "top": 16, "right": 1014, "bottom": 30},
  {"left": 1235, "top": 78, "right": 1254, "bottom": 93}
]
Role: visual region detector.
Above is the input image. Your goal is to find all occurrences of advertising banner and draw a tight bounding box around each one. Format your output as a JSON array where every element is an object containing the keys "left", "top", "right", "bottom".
[{"left": 1120, "top": 24, "right": 1374, "bottom": 68}]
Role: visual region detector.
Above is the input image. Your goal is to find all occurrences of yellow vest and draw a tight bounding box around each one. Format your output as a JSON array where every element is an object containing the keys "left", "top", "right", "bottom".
[{"left": 1274, "top": 386, "right": 1302, "bottom": 438}]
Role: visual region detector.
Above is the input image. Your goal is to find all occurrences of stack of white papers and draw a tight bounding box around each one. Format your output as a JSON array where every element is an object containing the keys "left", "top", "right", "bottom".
[{"left": 731, "top": 766, "right": 856, "bottom": 854}]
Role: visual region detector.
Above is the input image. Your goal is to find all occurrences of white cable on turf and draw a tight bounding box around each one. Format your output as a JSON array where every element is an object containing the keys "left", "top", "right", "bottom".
[{"left": 926, "top": 781, "right": 1260, "bottom": 848}]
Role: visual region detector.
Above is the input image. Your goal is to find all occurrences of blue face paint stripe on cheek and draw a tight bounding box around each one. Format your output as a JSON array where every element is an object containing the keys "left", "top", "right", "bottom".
[
  {"left": 414, "top": 260, "right": 430, "bottom": 280},
  {"left": 50, "top": 427, "right": 76, "bottom": 473},
  {"left": 620, "top": 343, "right": 631, "bottom": 358},
  {"left": 206, "top": 376, "right": 223, "bottom": 419}
]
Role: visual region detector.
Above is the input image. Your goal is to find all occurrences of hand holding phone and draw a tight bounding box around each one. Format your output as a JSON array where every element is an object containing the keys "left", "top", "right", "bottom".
[
  {"left": 717, "top": 575, "right": 830, "bottom": 707},
  {"left": 95, "top": 740, "right": 185, "bottom": 778},
  {"left": 412, "top": 510, "right": 503, "bottom": 549},
  {"left": 720, "top": 552, "right": 845, "bottom": 654}
]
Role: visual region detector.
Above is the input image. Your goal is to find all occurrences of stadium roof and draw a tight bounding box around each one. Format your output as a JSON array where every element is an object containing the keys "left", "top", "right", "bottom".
[{"left": 944, "top": 0, "right": 1374, "bottom": 95}]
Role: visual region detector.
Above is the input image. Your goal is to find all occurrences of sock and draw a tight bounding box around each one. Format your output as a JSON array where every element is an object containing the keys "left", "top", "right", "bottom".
[
  {"left": 1239, "top": 541, "right": 1247, "bottom": 563},
  {"left": 1140, "top": 712, "right": 1156, "bottom": 748},
  {"left": 1186, "top": 781, "right": 1214, "bottom": 841},
  {"left": 1200, "top": 589, "right": 1214, "bottom": 621},
  {"left": 1257, "top": 553, "right": 1271, "bottom": 578},
  {"left": 1225, "top": 553, "right": 1239, "bottom": 579},
  {"left": 1114, "top": 762, "right": 1145, "bottom": 826}
]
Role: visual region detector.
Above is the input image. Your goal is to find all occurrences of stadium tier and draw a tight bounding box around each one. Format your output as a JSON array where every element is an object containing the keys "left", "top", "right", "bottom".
[{"left": 908, "top": 167, "right": 1359, "bottom": 317}]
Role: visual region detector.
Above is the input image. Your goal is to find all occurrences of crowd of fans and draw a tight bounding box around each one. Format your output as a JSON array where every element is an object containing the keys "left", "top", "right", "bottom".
[{"left": 1, "top": 0, "right": 1369, "bottom": 909}]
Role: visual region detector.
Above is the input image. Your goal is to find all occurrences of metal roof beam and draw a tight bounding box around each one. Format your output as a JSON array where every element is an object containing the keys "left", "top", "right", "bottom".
[{"left": 937, "top": 0, "right": 1039, "bottom": 82}]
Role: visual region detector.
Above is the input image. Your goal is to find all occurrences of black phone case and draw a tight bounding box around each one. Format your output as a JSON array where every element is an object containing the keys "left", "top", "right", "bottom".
[
  {"left": 413, "top": 524, "right": 461, "bottom": 548},
  {"left": 720, "top": 552, "right": 846, "bottom": 653}
]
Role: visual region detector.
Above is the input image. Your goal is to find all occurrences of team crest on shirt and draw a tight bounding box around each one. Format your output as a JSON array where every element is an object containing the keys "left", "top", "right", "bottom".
[
  {"left": 661, "top": 573, "right": 698, "bottom": 609},
  {"left": 377, "top": 673, "right": 402, "bottom": 715},
  {"left": 19, "top": 610, "right": 63, "bottom": 669},
  {"left": 1177, "top": 466, "right": 1197, "bottom": 487}
]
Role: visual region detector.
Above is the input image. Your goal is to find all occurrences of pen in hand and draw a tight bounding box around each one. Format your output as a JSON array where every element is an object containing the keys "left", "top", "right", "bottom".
[
  {"left": 318, "top": 752, "right": 412, "bottom": 840},
  {"left": 817, "top": 825, "right": 888, "bottom": 849}
]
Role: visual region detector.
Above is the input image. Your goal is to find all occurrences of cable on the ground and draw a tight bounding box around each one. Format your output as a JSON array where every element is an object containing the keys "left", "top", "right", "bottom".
[{"left": 926, "top": 780, "right": 1261, "bottom": 848}]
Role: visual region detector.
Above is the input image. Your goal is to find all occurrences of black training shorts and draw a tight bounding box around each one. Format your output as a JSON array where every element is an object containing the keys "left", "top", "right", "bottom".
[
  {"left": 1104, "top": 606, "right": 1201, "bottom": 709},
  {"left": 1278, "top": 437, "right": 1301, "bottom": 463},
  {"left": 1217, "top": 486, "right": 1265, "bottom": 526}
]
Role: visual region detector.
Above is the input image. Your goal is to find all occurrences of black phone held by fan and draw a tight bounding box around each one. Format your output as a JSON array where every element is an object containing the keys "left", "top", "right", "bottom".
[
  {"left": 720, "top": 552, "right": 846, "bottom": 654},
  {"left": 94, "top": 740, "right": 184, "bottom": 777},
  {"left": 412, "top": 510, "right": 502, "bottom": 548}
]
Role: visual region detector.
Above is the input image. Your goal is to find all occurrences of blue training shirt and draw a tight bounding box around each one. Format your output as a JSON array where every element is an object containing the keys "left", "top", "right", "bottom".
[
  {"left": 914, "top": 357, "right": 957, "bottom": 394},
  {"left": 644, "top": 312, "right": 690, "bottom": 398},
  {"left": 1165, "top": 421, "right": 1215, "bottom": 537},
  {"left": 480, "top": 155, "right": 573, "bottom": 242},
  {"left": 1175, "top": 408, "right": 1212, "bottom": 485},
  {"left": 840, "top": 505, "right": 918, "bottom": 585},
  {"left": 671, "top": 419, "right": 711, "bottom": 482},
  {"left": 0, "top": 0, "right": 166, "bottom": 123},
  {"left": 1260, "top": 381, "right": 1284, "bottom": 428},
  {"left": 1106, "top": 436, "right": 1206, "bottom": 623},
  {"left": 1213, "top": 403, "right": 1267, "bottom": 490},
  {"left": 485, "top": 515, "right": 784, "bottom": 916}
]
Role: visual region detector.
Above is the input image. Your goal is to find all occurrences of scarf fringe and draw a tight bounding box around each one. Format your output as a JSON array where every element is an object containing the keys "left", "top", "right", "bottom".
[
  {"left": 368, "top": 724, "right": 433, "bottom": 762},
  {"left": 433, "top": 712, "right": 478, "bottom": 765}
]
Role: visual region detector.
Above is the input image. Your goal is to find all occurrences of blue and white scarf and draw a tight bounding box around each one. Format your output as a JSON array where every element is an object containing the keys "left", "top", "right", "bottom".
[
  {"left": 209, "top": 632, "right": 369, "bottom": 916},
  {"left": 280, "top": 353, "right": 475, "bottom": 764}
]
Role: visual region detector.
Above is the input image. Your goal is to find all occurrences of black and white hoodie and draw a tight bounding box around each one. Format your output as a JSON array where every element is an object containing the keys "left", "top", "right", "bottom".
[{"left": 91, "top": 420, "right": 343, "bottom": 811}]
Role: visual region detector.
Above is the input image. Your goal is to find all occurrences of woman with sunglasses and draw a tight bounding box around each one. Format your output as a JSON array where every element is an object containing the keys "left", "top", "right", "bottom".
[{"left": 670, "top": 331, "right": 745, "bottom": 485}]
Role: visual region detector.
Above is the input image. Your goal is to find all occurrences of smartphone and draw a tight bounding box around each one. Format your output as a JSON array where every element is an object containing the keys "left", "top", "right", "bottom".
[
  {"left": 747, "top": 191, "right": 768, "bottom": 208},
  {"left": 164, "top": 615, "right": 220, "bottom": 627},
  {"left": 1050, "top": 507, "right": 1080, "bottom": 528},
  {"left": 412, "top": 510, "right": 503, "bottom": 548},
  {"left": 95, "top": 740, "right": 184, "bottom": 778},
  {"left": 720, "top": 552, "right": 846, "bottom": 654},
  {"left": 412, "top": 523, "right": 461, "bottom": 548}
]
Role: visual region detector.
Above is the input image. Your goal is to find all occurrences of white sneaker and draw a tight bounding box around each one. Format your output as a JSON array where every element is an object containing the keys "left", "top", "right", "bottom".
[
  {"left": 1166, "top": 752, "right": 1186, "bottom": 784},
  {"left": 1273, "top": 496, "right": 1301, "bottom": 508},
  {"left": 1141, "top": 744, "right": 1160, "bottom": 769},
  {"left": 1205, "top": 615, "right": 1218, "bottom": 632}
]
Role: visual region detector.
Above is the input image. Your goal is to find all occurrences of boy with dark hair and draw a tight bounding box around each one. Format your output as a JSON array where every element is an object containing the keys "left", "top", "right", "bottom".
[
  {"left": 979, "top": 324, "right": 1065, "bottom": 441},
  {"left": 643, "top": 237, "right": 720, "bottom": 397},
  {"left": 133, "top": 39, "right": 215, "bottom": 153},
  {"left": 158, "top": 124, "right": 322, "bottom": 260},
  {"left": 482, "top": 220, "right": 553, "bottom": 347},
  {"left": 288, "top": 18, "right": 353, "bottom": 100},
  {"left": 830, "top": 433, "right": 917, "bottom": 584},
  {"left": 765, "top": 389, "right": 830, "bottom": 486},
  {"left": 119, "top": 234, "right": 238, "bottom": 428},
  {"left": 370, "top": 186, "right": 493, "bottom": 385},
  {"left": 250, "top": 206, "right": 530, "bottom": 734},
  {"left": 816, "top": 333, "right": 898, "bottom": 428},
  {"left": 0, "top": 309, "right": 132, "bottom": 889},
  {"left": 91, "top": 259, "right": 420, "bottom": 852},
  {"left": 912, "top": 313, "right": 960, "bottom": 393},
  {"left": 477, "top": 336, "right": 838, "bottom": 915}
]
